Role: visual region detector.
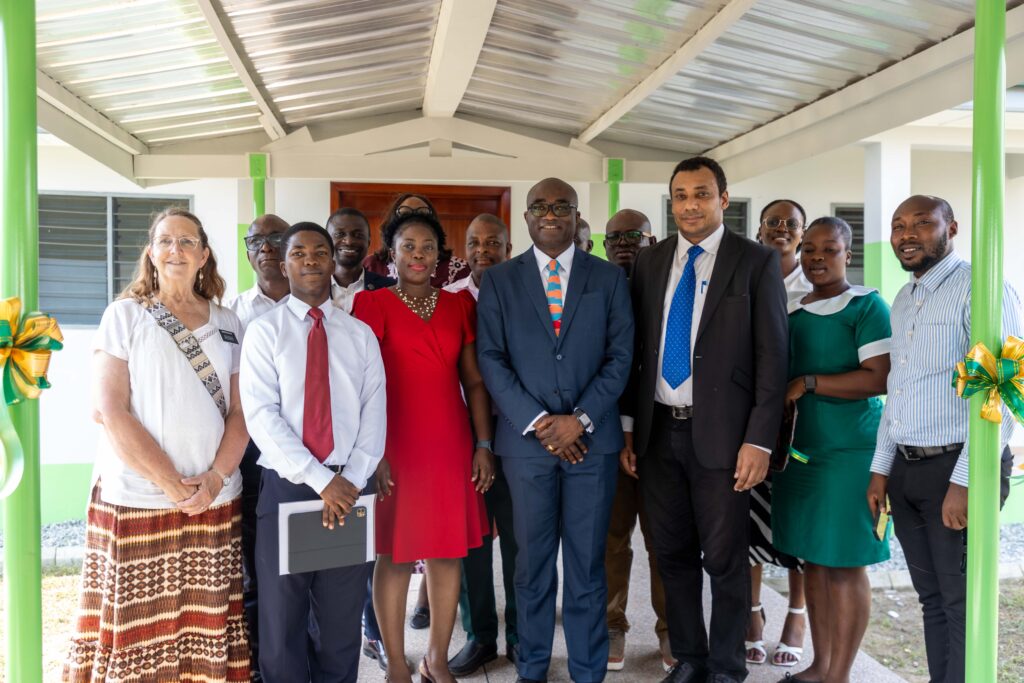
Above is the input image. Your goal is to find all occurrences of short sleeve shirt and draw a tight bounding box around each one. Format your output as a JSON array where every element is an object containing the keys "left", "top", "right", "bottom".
[{"left": 92, "top": 298, "right": 244, "bottom": 509}]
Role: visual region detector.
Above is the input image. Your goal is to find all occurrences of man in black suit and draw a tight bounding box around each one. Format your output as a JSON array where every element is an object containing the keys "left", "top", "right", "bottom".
[
  {"left": 620, "top": 157, "right": 788, "bottom": 683},
  {"left": 328, "top": 207, "right": 395, "bottom": 314}
]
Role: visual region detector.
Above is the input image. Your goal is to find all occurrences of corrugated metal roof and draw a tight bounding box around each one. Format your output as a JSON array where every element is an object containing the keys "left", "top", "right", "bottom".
[
  {"left": 38, "top": 0, "right": 265, "bottom": 145},
  {"left": 220, "top": 0, "right": 439, "bottom": 126},
  {"left": 459, "top": 0, "right": 730, "bottom": 134},
  {"left": 598, "top": 0, "right": 980, "bottom": 151}
]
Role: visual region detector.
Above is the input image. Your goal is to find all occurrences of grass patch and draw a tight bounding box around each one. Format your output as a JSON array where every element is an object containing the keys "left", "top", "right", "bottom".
[{"left": 862, "top": 579, "right": 1024, "bottom": 683}]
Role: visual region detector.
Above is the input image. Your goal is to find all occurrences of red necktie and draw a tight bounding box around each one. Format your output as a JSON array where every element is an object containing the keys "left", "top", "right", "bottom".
[{"left": 303, "top": 306, "right": 334, "bottom": 463}]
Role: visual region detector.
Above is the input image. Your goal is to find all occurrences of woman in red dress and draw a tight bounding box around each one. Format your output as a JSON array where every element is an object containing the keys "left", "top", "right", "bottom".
[{"left": 353, "top": 212, "right": 494, "bottom": 683}]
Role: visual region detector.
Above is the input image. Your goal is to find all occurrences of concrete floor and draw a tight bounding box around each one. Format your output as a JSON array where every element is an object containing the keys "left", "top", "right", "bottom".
[{"left": 355, "top": 526, "right": 906, "bottom": 682}]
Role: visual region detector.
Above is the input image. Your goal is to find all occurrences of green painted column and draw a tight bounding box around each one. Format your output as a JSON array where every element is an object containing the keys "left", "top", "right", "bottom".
[
  {"left": 239, "top": 153, "right": 268, "bottom": 292},
  {"left": 595, "top": 157, "right": 624, "bottom": 261},
  {"left": 1, "top": 1, "right": 43, "bottom": 681},
  {"left": 965, "top": 0, "right": 1005, "bottom": 679}
]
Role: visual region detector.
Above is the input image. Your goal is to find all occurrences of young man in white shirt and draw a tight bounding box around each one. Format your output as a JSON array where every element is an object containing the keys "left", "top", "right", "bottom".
[
  {"left": 223, "top": 212, "right": 290, "bottom": 680},
  {"left": 240, "top": 222, "right": 386, "bottom": 683}
]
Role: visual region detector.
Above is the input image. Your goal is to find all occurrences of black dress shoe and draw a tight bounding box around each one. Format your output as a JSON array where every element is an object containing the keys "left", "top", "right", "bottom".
[
  {"left": 361, "top": 637, "right": 388, "bottom": 671},
  {"left": 515, "top": 678, "right": 546, "bottom": 683},
  {"left": 410, "top": 606, "right": 430, "bottom": 630},
  {"left": 660, "top": 661, "right": 703, "bottom": 683},
  {"left": 448, "top": 640, "right": 498, "bottom": 676}
]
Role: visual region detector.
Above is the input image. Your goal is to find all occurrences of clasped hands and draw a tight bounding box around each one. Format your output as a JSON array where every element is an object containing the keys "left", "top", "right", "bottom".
[
  {"left": 164, "top": 469, "right": 225, "bottom": 517},
  {"left": 535, "top": 414, "right": 587, "bottom": 464}
]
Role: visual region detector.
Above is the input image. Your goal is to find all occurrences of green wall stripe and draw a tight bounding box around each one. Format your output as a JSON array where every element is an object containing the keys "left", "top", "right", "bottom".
[
  {"left": 0, "top": 463, "right": 93, "bottom": 531},
  {"left": 862, "top": 239, "right": 907, "bottom": 304}
]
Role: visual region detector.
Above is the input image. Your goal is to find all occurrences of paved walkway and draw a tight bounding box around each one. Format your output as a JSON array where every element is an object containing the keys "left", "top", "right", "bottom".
[{"left": 354, "top": 526, "right": 906, "bottom": 683}]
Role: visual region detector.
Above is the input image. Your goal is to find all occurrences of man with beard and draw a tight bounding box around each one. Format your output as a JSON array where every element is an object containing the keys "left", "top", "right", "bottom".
[
  {"left": 601, "top": 209, "right": 675, "bottom": 672},
  {"left": 443, "top": 214, "right": 519, "bottom": 674},
  {"left": 225, "top": 213, "right": 290, "bottom": 680},
  {"left": 867, "top": 195, "right": 1021, "bottom": 683},
  {"left": 328, "top": 207, "right": 396, "bottom": 313}
]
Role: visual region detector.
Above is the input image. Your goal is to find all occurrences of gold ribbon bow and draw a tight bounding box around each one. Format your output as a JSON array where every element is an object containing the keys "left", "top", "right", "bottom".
[
  {"left": 0, "top": 297, "right": 63, "bottom": 498},
  {"left": 952, "top": 336, "right": 1024, "bottom": 425}
]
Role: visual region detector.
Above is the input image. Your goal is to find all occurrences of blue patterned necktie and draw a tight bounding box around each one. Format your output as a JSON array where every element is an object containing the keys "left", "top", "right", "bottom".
[
  {"left": 545, "top": 259, "right": 563, "bottom": 336},
  {"left": 662, "top": 244, "right": 704, "bottom": 389}
]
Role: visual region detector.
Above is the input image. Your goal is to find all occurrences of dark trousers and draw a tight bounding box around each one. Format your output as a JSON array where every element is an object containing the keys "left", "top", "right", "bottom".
[
  {"left": 240, "top": 440, "right": 262, "bottom": 678},
  {"left": 887, "top": 446, "right": 1012, "bottom": 683},
  {"left": 256, "top": 468, "right": 372, "bottom": 683},
  {"left": 640, "top": 415, "right": 751, "bottom": 681},
  {"left": 459, "top": 457, "right": 518, "bottom": 647},
  {"left": 362, "top": 570, "right": 381, "bottom": 641},
  {"left": 503, "top": 451, "right": 618, "bottom": 683}
]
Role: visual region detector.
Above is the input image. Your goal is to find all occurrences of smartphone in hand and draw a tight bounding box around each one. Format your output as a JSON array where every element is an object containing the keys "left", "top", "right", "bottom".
[{"left": 873, "top": 496, "right": 892, "bottom": 542}]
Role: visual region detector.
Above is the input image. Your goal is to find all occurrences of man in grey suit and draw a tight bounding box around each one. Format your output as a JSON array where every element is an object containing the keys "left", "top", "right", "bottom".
[{"left": 476, "top": 178, "right": 634, "bottom": 683}]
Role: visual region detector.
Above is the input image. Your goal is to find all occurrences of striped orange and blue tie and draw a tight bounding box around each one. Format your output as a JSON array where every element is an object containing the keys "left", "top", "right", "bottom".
[{"left": 546, "top": 258, "right": 563, "bottom": 336}]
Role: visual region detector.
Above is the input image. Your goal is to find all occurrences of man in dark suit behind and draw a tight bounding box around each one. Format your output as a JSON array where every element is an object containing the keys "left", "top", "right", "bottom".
[
  {"left": 620, "top": 157, "right": 788, "bottom": 683},
  {"left": 477, "top": 178, "right": 634, "bottom": 683}
]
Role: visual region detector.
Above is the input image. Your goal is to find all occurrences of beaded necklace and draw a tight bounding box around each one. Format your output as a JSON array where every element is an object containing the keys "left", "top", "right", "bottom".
[{"left": 394, "top": 286, "right": 438, "bottom": 320}]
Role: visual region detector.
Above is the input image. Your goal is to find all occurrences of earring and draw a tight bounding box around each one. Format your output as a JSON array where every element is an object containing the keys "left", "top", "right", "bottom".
[
  {"left": 152, "top": 270, "right": 158, "bottom": 288},
  {"left": 198, "top": 270, "right": 205, "bottom": 286}
]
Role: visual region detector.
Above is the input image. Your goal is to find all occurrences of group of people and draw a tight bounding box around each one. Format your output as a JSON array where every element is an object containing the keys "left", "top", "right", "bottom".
[{"left": 61, "top": 155, "right": 1019, "bottom": 683}]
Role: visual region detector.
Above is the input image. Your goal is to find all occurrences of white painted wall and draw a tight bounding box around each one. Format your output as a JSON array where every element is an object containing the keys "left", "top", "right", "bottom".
[{"left": 34, "top": 138, "right": 1024, "bottom": 467}]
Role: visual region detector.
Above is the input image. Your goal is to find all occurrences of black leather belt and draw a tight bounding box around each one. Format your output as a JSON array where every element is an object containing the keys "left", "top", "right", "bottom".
[
  {"left": 897, "top": 443, "right": 964, "bottom": 462},
  {"left": 654, "top": 403, "right": 694, "bottom": 420}
]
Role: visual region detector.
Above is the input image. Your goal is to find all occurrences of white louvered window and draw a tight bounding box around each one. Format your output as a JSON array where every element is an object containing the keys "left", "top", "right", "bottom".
[
  {"left": 664, "top": 197, "right": 750, "bottom": 238},
  {"left": 39, "top": 193, "right": 191, "bottom": 325},
  {"left": 831, "top": 203, "right": 865, "bottom": 286}
]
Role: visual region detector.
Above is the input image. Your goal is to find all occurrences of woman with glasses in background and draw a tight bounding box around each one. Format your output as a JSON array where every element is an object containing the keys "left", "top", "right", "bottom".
[
  {"left": 64, "top": 207, "right": 250, "bottom": 682},
  {"left": 744, "top": 199, "right": 810, "bottom": 670},
  {"left": 363, "top": 193, "right": 471, "bottom": 288}
]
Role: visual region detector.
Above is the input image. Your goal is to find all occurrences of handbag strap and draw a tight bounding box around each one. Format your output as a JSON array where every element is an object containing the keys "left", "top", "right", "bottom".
[{"left": 145, "top": 299, "right": 228, "bottom": 418}]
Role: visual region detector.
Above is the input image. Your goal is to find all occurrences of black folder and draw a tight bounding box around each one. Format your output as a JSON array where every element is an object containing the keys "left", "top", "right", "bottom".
[{"left": 279, "top": 495, "right": 375, "bottom": 575}]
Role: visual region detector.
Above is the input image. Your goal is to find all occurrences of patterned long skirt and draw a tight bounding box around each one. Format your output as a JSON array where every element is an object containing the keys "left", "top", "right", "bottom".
[{"left": 64, "top": 484, "right": 250, "bottom": 682}]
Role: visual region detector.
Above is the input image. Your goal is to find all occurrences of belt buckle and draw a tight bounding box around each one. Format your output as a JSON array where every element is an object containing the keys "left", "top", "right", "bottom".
[
  {"left": 671, "top": 405, "right": 691, "bottom": 420},
  {"left": 898, "top": 445, "right": 921, "bottom": 462}
]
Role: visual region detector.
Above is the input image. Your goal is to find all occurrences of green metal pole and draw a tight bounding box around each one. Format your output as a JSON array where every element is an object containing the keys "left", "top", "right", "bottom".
[
  {"left": 966, "top": 0, "right": 1005, "bottom": 679},
  {"left": 1, "top": 1, "right": 43, "bottom": 681},
  {"left": 240, "top": 154, "right": 268, "bottom": 292}
]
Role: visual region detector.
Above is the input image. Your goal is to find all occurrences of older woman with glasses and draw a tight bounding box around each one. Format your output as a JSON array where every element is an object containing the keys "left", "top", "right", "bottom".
[
  {"left": 363, "top": 193, "right": 470, "bottom": 288},
  {"left": 64, "top": 207, "right": 250, "bottom": 683}
]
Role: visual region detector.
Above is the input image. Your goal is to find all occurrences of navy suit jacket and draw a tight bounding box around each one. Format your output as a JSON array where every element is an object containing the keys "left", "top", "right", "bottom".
[
  {"left": 477, "top": 247, "right": 634, "bottom": 458},
  {"left": 363, "top": 270, "right": 395, "bottom": 291}
]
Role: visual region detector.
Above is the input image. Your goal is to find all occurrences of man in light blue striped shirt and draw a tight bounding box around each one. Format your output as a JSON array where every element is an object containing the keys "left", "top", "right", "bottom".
[{"left": 866, "top": 195, "right": 1021, "bottom": 683}]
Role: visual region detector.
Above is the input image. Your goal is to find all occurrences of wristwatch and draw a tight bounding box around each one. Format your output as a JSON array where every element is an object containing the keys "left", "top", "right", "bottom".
[
  {"left": 573, "top": 408, "right": 593, "bottom": 433},
  {"left": 475, "top": 440, "right": 494, "bottom": 452},
  {"left": 213, "top": 467, "right": 232, "bottom": 488},
  {"left": 803, "top": 375, "right": 817, "bottom": 394}
]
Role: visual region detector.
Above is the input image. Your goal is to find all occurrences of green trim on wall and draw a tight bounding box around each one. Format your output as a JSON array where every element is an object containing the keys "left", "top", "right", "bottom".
[
  {"left": 862, "top": 240, "right": 907, "bottom": 303},
  {"left": 237, "top": 222, "right": 254, "bottom": 293},
  {"left": 0, "top": 463, "right": 92, "bottom": 531}
]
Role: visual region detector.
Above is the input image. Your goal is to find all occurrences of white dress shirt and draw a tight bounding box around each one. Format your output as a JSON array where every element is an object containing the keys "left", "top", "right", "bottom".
[
  {"left": 784, "top": 264, "right": 813, "bottom": 297},
  {"left": 444, "top": 274, "right": 480, "bottom": 301},
  {"left": 240, "top": 295, "right": 387, "bottom": 494},
  {"left": 331, "top": 272, "right": 366, "bottom": 314},
  {"left": 225, "top": 284, "right": 283, "bottom": 328},
  {"left": 655, "top": 225, "right": 725, "bottom": 406}
]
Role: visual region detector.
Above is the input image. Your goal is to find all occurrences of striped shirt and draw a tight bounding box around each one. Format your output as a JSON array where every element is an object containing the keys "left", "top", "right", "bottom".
[{"left": 870, "top": 251, "right": 1022, "bottom": 487}]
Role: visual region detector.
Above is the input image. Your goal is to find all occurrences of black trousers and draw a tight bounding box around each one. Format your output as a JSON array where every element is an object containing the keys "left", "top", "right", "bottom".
[
  {"left": 240, "top": 440, "right": 262, "bottom": 678},
  {"left": 256, "top": 468, "right": 372, "bottom": 683},
  {"left": 887, "top": 446, "right": 1012, "bottom": 683},
  {"left": 640, "top": 414, "right": 750, "bottom": 680},
  {"left": 458, "top": 457, "right": 518, "bottom": 647}
]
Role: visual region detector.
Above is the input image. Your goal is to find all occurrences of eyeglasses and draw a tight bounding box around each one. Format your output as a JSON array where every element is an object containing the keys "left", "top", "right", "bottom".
[
  {"left": 244, "top": 233, "right": 285, "bottom": 252},
  {"left": 395, "top": 205, "right": 434, "bottom": 218},
  {"left": 762, "top": 217, "right": 803, "bottom": 231},
  {"left": 605, "top": 230, "right": 644, "bottom": 245},
  {"left": 528, "top": 202, "right": 577, "bottom": 218},
  {"left": 152, "top": 236, "right": 202, "bottom": 251}
]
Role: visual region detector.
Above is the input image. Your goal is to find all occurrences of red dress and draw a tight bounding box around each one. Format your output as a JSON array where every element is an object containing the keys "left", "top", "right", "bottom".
[{"left": 353, "top": 287, "right": 488, "bottom": 562}]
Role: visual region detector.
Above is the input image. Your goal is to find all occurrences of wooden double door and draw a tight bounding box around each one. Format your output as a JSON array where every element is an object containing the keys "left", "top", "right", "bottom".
[{"left": 330, "top": 182, "right": 512, "bottom": 260}]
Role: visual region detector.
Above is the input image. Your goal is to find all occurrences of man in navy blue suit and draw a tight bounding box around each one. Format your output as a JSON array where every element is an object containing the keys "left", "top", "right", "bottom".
[{"left": 477, "top": 178, "right": 634, "bottom": 683}]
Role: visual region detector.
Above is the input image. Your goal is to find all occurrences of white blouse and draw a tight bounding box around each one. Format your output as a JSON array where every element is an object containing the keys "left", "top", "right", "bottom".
[{"left": 92, "top": 298, "right": 244, "bottom": 509}]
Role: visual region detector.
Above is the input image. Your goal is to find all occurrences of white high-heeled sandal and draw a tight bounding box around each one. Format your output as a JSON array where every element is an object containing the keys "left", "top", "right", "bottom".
[
  {"left": 772, "top": 607, "right": 806, "bottom": 667},
  {"left": 744, "top": 604, "right": 767, "bottom": 665}
]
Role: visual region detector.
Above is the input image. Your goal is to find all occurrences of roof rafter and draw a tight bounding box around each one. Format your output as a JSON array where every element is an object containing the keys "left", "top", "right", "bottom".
[
  {"left": 575, "top": 0, "right": 758, "bottom": 144},
  {"left": 194, "top": 0, "right": 287, "bottom": 140},
  {"left": 422, "top": 0, "right": 498, "bottom": 117},
  {"left": 36, "top": 69, "right": 148, "bottom": 155}
]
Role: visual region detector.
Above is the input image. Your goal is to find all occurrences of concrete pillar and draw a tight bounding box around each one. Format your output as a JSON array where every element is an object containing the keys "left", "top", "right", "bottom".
[{"left": 863, "top": 140, "right": 911, "bottom": 302}]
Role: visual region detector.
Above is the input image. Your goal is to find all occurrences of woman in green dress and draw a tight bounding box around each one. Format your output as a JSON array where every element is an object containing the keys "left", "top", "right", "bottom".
[{"left": 771, "top": 217, "right": 891, "bottom": 683}]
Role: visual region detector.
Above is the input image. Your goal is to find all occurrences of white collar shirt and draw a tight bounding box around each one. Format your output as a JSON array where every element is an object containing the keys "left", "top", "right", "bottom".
[
  {"left": 225, "top": 284, "right": 282, "bottom": 328},
  {"left": 444, "top": 274, "right": 480, "bottom": 301},
  {"left": 655, "top": 224, "right": 726, "bottom": 406},
  {"left": 239, "top": 294, "right": 387, "bottom": 494},
  {"left": 532, "top": 243, "right": 576, "bottom": 295},
  {"left": 331, "top": 271, "right": 366, "bottom": 314}
]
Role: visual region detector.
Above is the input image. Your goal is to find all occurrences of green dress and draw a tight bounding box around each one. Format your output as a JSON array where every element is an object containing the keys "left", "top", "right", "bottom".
[{"left": 772, "top": 287, "right": 892, "bottom": 568}]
